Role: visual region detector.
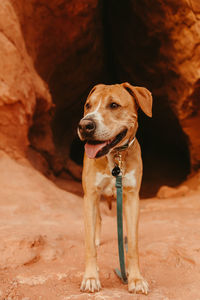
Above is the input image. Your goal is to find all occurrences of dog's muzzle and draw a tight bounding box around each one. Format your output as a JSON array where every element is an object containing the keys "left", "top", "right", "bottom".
[
  {"left": 78, "top": 118, "right": 96, "bottom": 139},
  {"left": 78, "top": 117, "right": 128, "bottom": 159}
]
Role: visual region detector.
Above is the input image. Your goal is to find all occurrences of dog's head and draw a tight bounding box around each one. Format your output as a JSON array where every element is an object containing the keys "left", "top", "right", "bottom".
[{"left": 78, "top": 82, "right": 152, "bottom": 159}]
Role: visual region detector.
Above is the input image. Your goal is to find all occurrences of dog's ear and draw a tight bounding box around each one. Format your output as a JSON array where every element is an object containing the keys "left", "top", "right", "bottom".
[{"left": 122, "top": 82, "right": 153, "bottom": 117}]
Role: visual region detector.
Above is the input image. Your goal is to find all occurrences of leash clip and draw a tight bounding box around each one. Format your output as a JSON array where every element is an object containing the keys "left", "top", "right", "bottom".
[
  {"left": 118, "top": 153, "right": 122, "bottom": 169},
  {"left": 112, "top": 153, "right": 122, "bottom": 177},
  {"left": 115, "top": 153, "right": 122, "bottom": 168}
]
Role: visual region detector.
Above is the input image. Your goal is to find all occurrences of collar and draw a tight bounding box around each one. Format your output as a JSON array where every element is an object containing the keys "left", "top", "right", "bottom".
[
  {"left": 111, "top": 136, "right": 135, "bottom": 176},
  {"left": 114, "top": 136, "right": 135, "bottom": 152}
]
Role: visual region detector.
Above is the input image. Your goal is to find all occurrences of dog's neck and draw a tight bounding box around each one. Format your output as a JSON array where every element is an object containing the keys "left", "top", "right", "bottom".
[
  {"left": 114, "top": 135, "right": 136, "bottom": 152},
  {"left": 107, "top": 136, "right": 136, "bottom": 175}
]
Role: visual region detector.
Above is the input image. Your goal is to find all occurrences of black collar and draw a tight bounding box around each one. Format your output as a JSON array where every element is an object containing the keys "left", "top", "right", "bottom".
[{"left": 114, "top": 136, "right": 135, "bottom": 152}]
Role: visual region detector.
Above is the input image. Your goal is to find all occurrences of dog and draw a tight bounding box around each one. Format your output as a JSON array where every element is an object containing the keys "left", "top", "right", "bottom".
[{"left": 77, "top": 82, "right": 152, "bottom": 294}]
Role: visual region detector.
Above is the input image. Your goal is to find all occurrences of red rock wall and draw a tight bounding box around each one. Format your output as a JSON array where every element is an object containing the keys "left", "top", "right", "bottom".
[
  {"left": 135, "top": 0, "right": 200, "bottom": 170},
  {"left": 0, "top": 0, "right": 51, "bottom": 156},
  {"left": 0, "top": 0, "right": 104, "bottom": 168},
  {"left": 1, "top": 0, "right": 200, "bottom": 178},
  {"left": 106, "top": 0, "right": 200, "bottom": 170}
]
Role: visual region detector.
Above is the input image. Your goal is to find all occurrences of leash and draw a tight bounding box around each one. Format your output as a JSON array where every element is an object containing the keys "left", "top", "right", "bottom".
[
  {"left": 112, "top": 165, "right": 128, "bottom": 284},
  {"left": 112, "top": 137, "right": 136, "bottom": 284},
  {"left": 111, "top": 155, "right": 127, "bottom": 283}
]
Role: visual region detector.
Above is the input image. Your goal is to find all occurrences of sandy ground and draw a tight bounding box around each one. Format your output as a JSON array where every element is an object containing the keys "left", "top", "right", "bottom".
[{"left": 1, "top": 151, "right": 200, "bottom": 299}]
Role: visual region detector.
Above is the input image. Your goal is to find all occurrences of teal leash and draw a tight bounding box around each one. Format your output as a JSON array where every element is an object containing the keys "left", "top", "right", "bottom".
[
  {"left": 112, "top": 163, "right": 128, "bottom": 284},
  {"left": 111, "top": 137, "right": 135, "bottom": 284}
]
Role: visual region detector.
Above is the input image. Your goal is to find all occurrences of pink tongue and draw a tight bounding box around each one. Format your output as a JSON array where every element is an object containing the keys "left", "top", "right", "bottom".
[{"left": 85, "top": 142, "right": 107, "bottom": 159}]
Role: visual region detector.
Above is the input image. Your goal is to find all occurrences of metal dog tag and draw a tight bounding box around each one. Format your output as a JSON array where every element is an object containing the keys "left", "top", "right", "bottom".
[{"left": 112, "top": 165, "right": 121, "bottom": 177}]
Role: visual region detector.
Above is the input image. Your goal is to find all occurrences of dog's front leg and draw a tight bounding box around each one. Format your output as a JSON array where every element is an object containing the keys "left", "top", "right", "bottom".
[
  {"left": 80, "top": 192, "right": 101, "bottom": 292},
  {"left": 124, "top": 190, "right": 149, "bottom": 294}
]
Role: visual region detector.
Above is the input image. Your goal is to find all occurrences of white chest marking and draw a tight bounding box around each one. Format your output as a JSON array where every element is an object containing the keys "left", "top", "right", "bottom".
[
  {"left": 95, "top": 169, "right": 137, "bottom": 197},
  {"left": 95, "top": 172, "right": 115, "bottom": 197}
]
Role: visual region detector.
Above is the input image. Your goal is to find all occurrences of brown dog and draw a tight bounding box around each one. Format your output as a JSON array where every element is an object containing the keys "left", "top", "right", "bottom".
[{"left": 77, "top": 82, "right": 152, "bottom": 294}]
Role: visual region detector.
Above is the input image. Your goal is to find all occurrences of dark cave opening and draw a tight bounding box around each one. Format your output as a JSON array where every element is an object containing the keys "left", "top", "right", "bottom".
[
  {"left": 137, "top": 98, "right": 190, "bottom": 197},
  {"left": 47, "top": 0, "right": 191, "bottom": 197}
]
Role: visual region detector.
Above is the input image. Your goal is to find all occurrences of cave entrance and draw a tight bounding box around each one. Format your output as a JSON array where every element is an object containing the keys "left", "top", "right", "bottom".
[
  {"left": 137, "top": 97, "right": 190, "bottom": 198},
  {"left": 47, "top": 0, "right": 191, "bottom": 198}
]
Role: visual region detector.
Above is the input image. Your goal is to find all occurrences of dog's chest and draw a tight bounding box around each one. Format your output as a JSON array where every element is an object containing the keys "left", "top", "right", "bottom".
[
  {"left": 94, "top": 153, "right": 137, "bottom": 197},
  {"left": 95, "top": 169, "right": 137, "bottom": 197},
  {"left": 95, "top": 172, "right": 116, "bottom": 197}
]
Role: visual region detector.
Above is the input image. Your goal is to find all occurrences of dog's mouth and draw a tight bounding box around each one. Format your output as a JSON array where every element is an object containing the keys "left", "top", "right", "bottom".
[{"left": 84, "top": 129, "right": 127, "bottom": 159}]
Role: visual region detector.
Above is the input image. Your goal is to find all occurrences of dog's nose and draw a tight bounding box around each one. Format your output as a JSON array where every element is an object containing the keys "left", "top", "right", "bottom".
[{"left": 78, "top": 118, "right": 96, "bottom": 135}]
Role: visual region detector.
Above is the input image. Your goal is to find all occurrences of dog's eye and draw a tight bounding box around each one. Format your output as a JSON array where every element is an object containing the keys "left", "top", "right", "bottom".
[
  {"left": 109, "top": 102, "right": 120, "bottom": 109},
  {"left": 85, "top": 103, "right": 90, "bottom": 110}
]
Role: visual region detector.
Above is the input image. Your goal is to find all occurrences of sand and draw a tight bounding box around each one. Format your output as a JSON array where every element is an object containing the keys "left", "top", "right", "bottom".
[{"left": 0, "top": 151, "right": 200, "bottom": 299}]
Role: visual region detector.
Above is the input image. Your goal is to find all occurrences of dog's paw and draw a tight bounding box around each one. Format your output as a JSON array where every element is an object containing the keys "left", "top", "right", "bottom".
[
  {"left": 128, "top": 277, "right": 149, "bottom": 294},
  {"left": 80, "top": 277, "right": 101, "bottom": 293}
]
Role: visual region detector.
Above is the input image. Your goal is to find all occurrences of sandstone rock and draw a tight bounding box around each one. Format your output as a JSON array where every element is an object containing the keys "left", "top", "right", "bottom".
[
  {"left": 157, "top": 185, "right": 189, "bottom": 199},
  {"left": 0, "top": 0, "right": 52, "bottom": 157},
  {"left": 0, "top": 0, "right": 104, "bottom": 174},
  {"left": 0, "top": 150, "right": 82, "bottom": 269},
  {"left": 12, "top": 0, "right": 104, "bottom": 175},
  {"left": 12, "top": 0, "right": 104, "bottom": 81}
]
